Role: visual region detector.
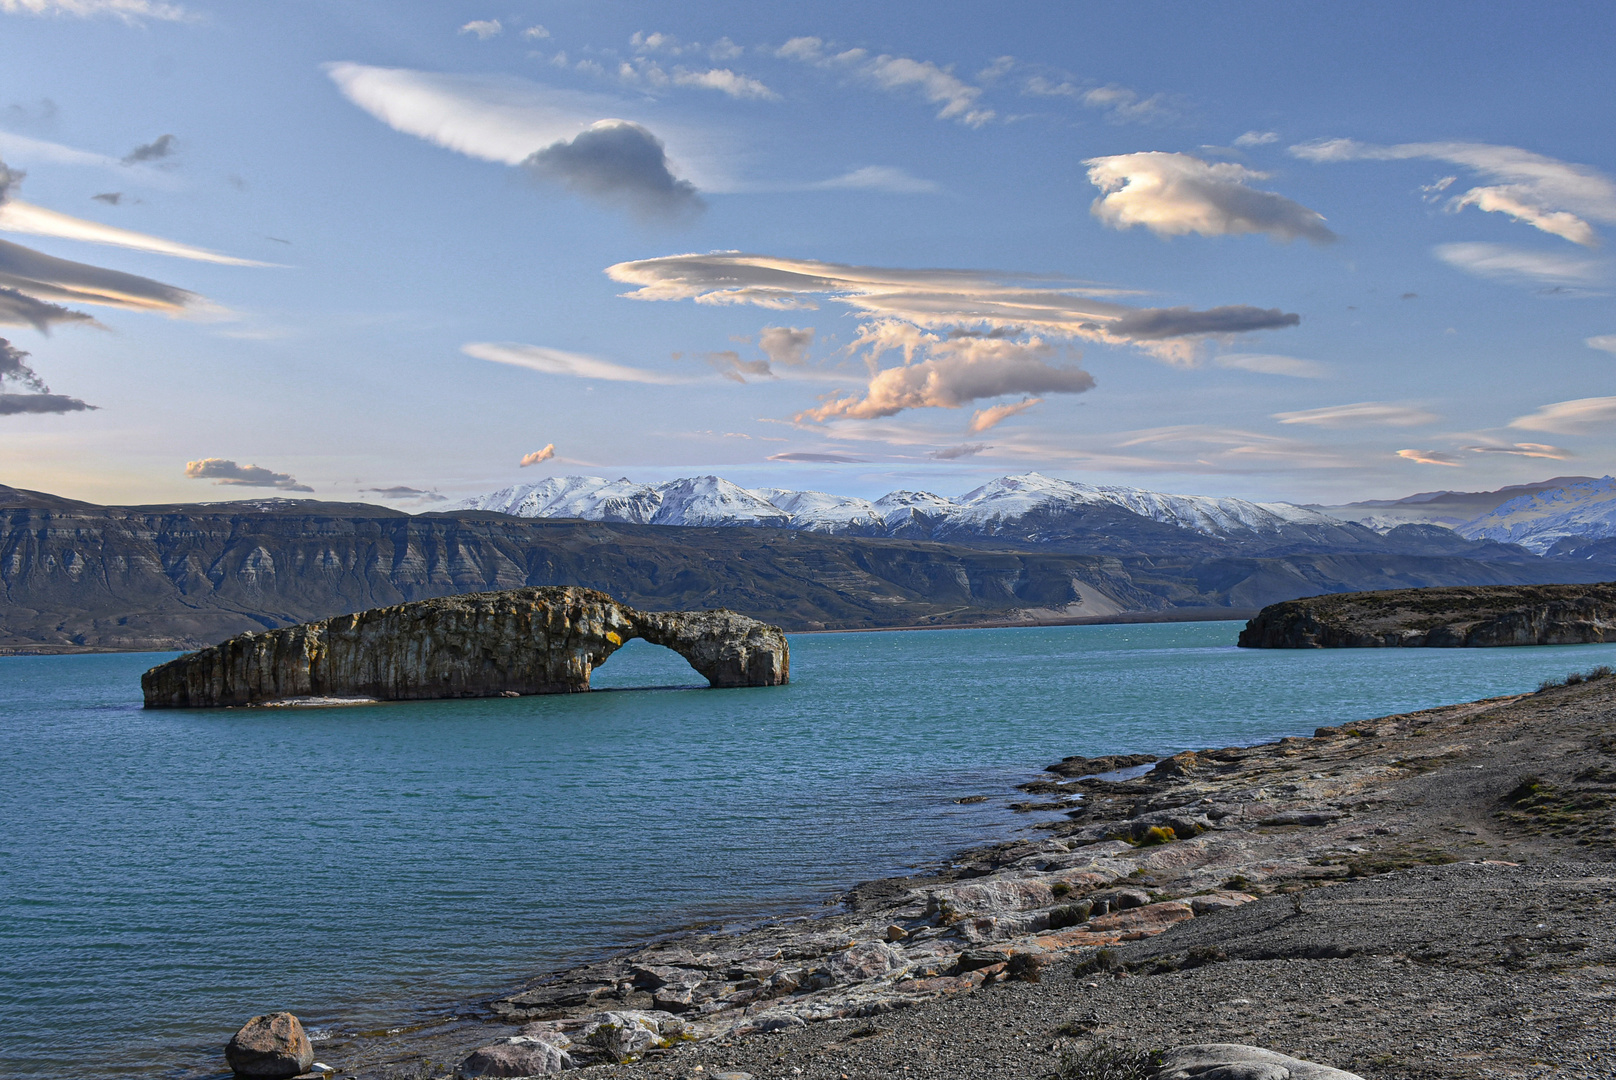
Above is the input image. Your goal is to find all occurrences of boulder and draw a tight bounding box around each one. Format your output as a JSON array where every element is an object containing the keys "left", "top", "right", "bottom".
[
  {"left": 224, "top": 1012, "right": 315, "bottom": 1078},
  {"left": 458, "top": 1035, "right": 574, "bottom": 1077},
  {"left": 1157, "top": 1043, "right": 1364, "bottom": 1079}
]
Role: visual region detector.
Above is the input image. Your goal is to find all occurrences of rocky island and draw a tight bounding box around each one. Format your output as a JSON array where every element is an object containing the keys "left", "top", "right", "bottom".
[
  {"left": 140, "top": 586, "right": 788, "bottom": 708},
  {"left": 1238, "top": 582, "right": 1616, "bottom": 648}
]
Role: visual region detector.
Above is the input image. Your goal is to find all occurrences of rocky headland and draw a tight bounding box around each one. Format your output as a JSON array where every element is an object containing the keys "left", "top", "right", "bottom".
[
  {"left": 1238, "top": 582, "right": 1616, "bottom": 648},
  {"left": 141, "top": 587, "right": 787, "bottom": 708},
  {"left": 295, "top": 669, "right": 1616, "bottom": 1079}
]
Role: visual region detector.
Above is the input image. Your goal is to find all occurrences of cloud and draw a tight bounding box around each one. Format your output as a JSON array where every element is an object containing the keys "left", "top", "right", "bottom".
[
  {"left": 122, "top": 134, "right": 174, "bottom": 165},
  {"left": 1214, "top": 352, "right": 1328, "bottom": 378},
  {"left": 1461, "top": 441, "right": 1571, "bottom": 460},
  {"left": 1274, "top": 402, "right": 1439, "bottom": 428},
  {"left": 968, "top": 396, "right": 1040, "bottom": 432},
  {"left": 0, "top": 236, "right": 198, "bottom": 319},
  {"left": 0, "top": 286, "right": 94, "bottom": 331},
  {"left": 0, "top": 0, "right": 187, "bottom": 21},
  {"left": 1433, "top": 242, "right": 1606, "bottom": 288},
  {"left": 522, "top": 120, "right": 703, "bottom": 219},
  {"left": 776, "top": 37, "right": 824, "bottom": 62},
  {"left": 928, "top": 443, "right": 989, "bottom": 460},
  {"left": 758, "top": 325, "right": 812, "bottom": 367},
  {"left": 671, "top": 68, "right": 777, "bottom": 100},
  {"left": 464, "top": 341, "right": 685, "bottom": 384},
  {"left": 809, "top": 165, "right": 939, "bottom": 194},
  {"left": 1588, "top": 334, "right": 1616, "bottom": 354},
  {"left": 1020, "top": 77, "right": 1172, "bottom": 123},
  {"left": 799, "top": 334, "right": 1093, "bottom": 421},
  {"left": 704, "top": 349, "right": 773, "bottom": 382},
  {"left": 365, "top": 485, "right": 447, "bottom": 502},
  {"left": 1234, "top": 131, "right": 1279, "bottom": 148},
  {"left": 185, "top": 458, "right": 312, "bottom": 491},
  {"left": 1508, "top": 395, "right": 1616, "bottom": 434},
  {"left": 459, "top": 19, "right": 501, "bottom": 40},
  {"left": 0, "top": 335, "right": 47, "bottom": 389},
  {"left": 775, "top": 39, "right": 993, "bottom": 126},
  {"left": 1086, "top": 152, "right": 1336, "bottom": 243},
  {"left": 522, "top": 25, "right": 549, "bottom": 40},
  {"left": 605, "top": 252, "right": 1298, "bottom": 351},
  {"left": 0, "top": 157, "right": 21, "bottom": 202},
  {"left": 767, "top": 451, "right": 866, "bottom": 463},
  {"left": 519, "top": 444, "right": 555, "bottom": 467},
  {"left": 91, "top": 192, "right": 121, "bottom": 205},
  {"left": 1396, "top": 448, "right": 1462, "bottom": 466},
  {"left": 1292, "top": 139, "right": 1616, "bottom": 247},
  {"left": 0, "top": 199, "right": 273, "bottom": 265}
]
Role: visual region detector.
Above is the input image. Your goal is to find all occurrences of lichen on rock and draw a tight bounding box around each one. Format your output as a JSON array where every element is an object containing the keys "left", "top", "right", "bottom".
[{"left": 141, "top": 586, "right": 788, "bottom": 708}]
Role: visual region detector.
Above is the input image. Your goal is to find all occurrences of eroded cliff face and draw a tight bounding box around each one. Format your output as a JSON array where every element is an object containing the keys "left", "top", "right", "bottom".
[
  {"left": 1238, "top": 582, "right": 1616, "bottom": 648},
  {"left": 140, "top": 586, "right": 788, "bottom": 707}
]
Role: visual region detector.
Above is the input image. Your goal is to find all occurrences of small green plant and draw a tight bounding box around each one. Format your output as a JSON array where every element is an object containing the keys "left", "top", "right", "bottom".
[
  {"left": 1072, "top": 948, "right": 1121, "bottom": 977},
  {"left": 1138, "top": 825, "right": 1176, "bottom": 846},
  {"left": 1051, "top": 880, "right": 1073, "bottom": 897},
  {"left": 1048, "top": 901, "right": 1093, "bottom": 929},
  {"left": 1222, "top": 874, "right": 1253, "bottom": 891},
  {"left": 1049, "top": 1040, "right": 1162, "bottom": 1080}
]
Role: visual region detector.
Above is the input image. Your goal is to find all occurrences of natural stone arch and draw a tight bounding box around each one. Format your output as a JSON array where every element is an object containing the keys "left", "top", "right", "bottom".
[{"left": 141, "top": 586, "right": 788, "bottom": 707}]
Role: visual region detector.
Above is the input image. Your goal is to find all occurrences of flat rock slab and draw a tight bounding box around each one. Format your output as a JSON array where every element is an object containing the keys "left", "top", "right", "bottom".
[{"left": 1159, "top": 1043, "right": 1365, "bottom": 1079}]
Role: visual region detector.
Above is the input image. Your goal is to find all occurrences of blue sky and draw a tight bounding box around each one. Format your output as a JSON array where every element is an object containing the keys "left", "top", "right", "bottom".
[{"left": 1, "top": 0, "right": 1613, "bottom": 506}]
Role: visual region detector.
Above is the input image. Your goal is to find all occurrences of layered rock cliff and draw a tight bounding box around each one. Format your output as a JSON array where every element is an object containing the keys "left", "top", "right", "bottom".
[
  {"left": 140, "top": 587, "right": 788, "bottom": 707},
  {"left": 1238, "top": 582, "right": 1616, "bottom": 648}
]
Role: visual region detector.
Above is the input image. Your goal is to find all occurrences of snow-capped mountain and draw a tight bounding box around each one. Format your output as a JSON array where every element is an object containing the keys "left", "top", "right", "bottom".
[
  {"left": 447, "top": 472, "right": 1360, "bottom": 544},
  {"left": 1457, "top": 476, "right": 1616, "bottom": 553}
]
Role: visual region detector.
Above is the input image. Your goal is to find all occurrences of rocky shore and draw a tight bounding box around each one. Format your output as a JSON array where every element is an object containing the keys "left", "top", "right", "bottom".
[{"left": 287, "top": 673, "right": 1616, "bottom": 1080}]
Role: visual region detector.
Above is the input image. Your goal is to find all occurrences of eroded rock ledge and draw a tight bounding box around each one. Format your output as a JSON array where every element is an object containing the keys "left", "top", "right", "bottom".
[
  {"left": 140, "top": 586, "right": 788, "bottom": 708},
  {"left": 1238, "top": 582, "right": 1616, "bottom": 648}
]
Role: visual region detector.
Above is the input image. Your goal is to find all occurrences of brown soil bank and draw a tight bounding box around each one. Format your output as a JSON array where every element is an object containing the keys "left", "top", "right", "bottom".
[
  {"left": 1238, "top": 582, "right": 1616, "bottom": 648},
  {"left": 323, "top": 672, "right": 1616, "bottom": 1080}
]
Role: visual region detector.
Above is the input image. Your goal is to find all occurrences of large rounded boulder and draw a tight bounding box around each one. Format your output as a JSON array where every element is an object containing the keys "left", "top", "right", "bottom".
[{"left": 225, "top": 1012, "right": 315, "bottom": 1078}]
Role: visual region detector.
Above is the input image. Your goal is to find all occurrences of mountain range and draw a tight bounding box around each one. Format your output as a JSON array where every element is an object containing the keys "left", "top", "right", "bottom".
[{"left": 6, "top": 470, "right": 1615, "bottom": 653}]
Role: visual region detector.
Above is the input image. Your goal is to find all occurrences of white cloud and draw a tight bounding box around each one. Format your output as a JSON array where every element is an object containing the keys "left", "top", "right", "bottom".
[
  {"left": 0, "top": 0, "right": 187, "bottom": 21},
  {"left": 463, "top": 341, "right": 687, "bottom": 384},
  {"left": 775, "top": 39, "right": 993, "bottom": 126},
  {"left": 1433, "top": 242, "right": 1606, "bottom": 288},
  {"left": 519, "top": 444, "right": 555, "bottom": 466},
  {"left": 671, "top": 68, "right": 777, "bottom": 101},
  {"left": 605, "top": 252, "right": 1299, "bottom": 349},
  {"left": 810, "top": 165, "right": 939, "bottom": 193},
  {"left": 1085, "top": 152, "right": 1336, "bottom": 243},
  {"left": 968, "top": 397, "right": 1040, "bottom": 432},
  {"left": 1021, "top": 77, "right": 1172, "bottom": 123},
  {"left": 185, "top": 458, "right": 311, "bottom": 491},
  {"left": 1234, "top": 131, "right": 1279, "bottom": 148},
  {"left": 459, "top": 19, "right": 502, "bottom": 40},
  {"left": 1214, "top": 352, "right": 1328, "bottom": 378},
  {"left": 798, "top": 334, "right": 1091, "bottom": 421},
  {"left": 1396, "top": 448, "right": 1462, "bottom": 466},
  {"left": 1588, "top": 334, "right": 1616, "bottom": 354},
  {"left": 1508, "top": 395, "right": 1616, "bottom": 434},
  {"left": 1462, "top": 441, "right": 1571, "bottom": 460},
  {"left": 522, "top": 25, "right": 549, "bottom": 40},
  {"left": 1273, "top": 402, "right": 1439, "bottom": 427},
  {"left": 1292, "top": 138, "right": 1616, "bottom": 246},
  {"left": 0, "top": 200, "right": 273, "bottom": 265},
  {"left": 776, "top": 37, "right": 824, "bottom": 62}
]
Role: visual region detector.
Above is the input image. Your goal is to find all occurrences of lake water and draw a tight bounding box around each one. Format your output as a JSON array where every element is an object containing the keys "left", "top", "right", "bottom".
[{"left": 5, "top": 622, "right": 1614, "bottom": 1080}]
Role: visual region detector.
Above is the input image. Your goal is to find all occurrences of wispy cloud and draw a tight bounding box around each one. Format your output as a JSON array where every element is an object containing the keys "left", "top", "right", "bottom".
[
  {"left": 1233, "top": 131, "right": 1279, "bottom": 148},
  {"left": 809, "top": 166, "right": 939, "bottom": 194},
  {"left": 928, "top": 442, "right": 989, "bottom": 459},
  {"left": 1214, "top": 352, "right": 1328, "bottom": 378},
  {"left": 463, "top": 341, "right": 686, "bottom": 384},
  {"left": 758, "top": 325, "right": 812, "bottom": 367},
  {"left": 365, "top": 485, "right": 447, "bottom": 502},
  {"left": 1433, "top": 242, "right": 1606, "bottom": 288},
  {"left": 968, "top": 396, "right": 1040, "bottom": 432},
  {"left": 704, "top": 349, "right": 774, "bottom": 382},
  {"left": 1086, "top": 152, "right": 1336, "bottom": 243},
  {"left": 1508, "top": 395, "right": 1616, "bottom": 433},
  {"left": 519, "top": 444, "right": 555, "bottom": 467},
  {"left": 775, "top": 37, "right": 993, "bottom": 126},
  {"left": 0, "top": 0, "right": 188, "bottom": 22},
  {"left": 1022, "top": 76, "right": 1174, "bottom": 123},
  {"left": 0, "top": 335, "right": 94, "bottom": 413},
  {"left": 767, "top": 450, "right": 866, "bottom": 463},
  {"left": 1588, "top": 334, "right": 1616, "bottom": 354},
  {"left": 1273, "top": 402, "right": 1439, "bottom": 427},
  {"left": 1396, "top": 448, "right": 1462, "bottom": 466},
  {"left": 1292, "top": 138, "right": 1616, "bottom": 247},
  {"left": 0, "top": 235, "right": 199, "bottom": 325},
  {"left": 1461, "top": 441, "right": 1571, "bottom": 459},
  {"left": 0, "top": 200, "right": 272, "bottom": 265},
  {"left": 459, "top": 19, "right": 501, "bottom": 40},
  {"left": 185, "top": 458, "right": 312, "bottom": 492}
]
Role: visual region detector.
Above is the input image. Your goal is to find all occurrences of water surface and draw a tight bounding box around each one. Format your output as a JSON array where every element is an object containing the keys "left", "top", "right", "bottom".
[{"left": 4, "top": 622, "right": 1612, "bottom": 1079}]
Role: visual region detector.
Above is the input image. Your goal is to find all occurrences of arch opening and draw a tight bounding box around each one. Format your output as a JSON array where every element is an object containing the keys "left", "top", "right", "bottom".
[{"left": 587, "top": 636, "right": 710, "bottom": 691}]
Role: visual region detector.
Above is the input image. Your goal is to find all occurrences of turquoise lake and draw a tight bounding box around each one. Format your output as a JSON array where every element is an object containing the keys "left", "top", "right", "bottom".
[{"left": 6, "top": 621, "right": 1616, "bottom": 1080}]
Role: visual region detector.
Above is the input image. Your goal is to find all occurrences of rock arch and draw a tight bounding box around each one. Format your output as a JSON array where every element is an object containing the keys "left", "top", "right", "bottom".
[{"left": 141, "top": 587, "right": 788, "bottom": 708}]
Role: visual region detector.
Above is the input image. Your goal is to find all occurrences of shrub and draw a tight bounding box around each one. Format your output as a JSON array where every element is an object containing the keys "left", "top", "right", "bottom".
[
  {"left": 1051, "top": 880, "right": 1073, "bottom": 897},
  {"left": 1050, "top": 1040, "right": 1162, "bottom": 1080},
  {"left": 1072, "top": 948, "right": 1121, "bottom": 977},
  {"left": 1137, "top": 825, "right": 1176, "bottom": 846},
  {"left": 1048, "top": 901, "right": 1093, "bottom": 929}
]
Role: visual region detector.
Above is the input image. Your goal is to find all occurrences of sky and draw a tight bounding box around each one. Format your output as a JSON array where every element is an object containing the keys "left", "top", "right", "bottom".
[{"left": 0, "top": 0, "right": 1613, "bottom": 508}]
